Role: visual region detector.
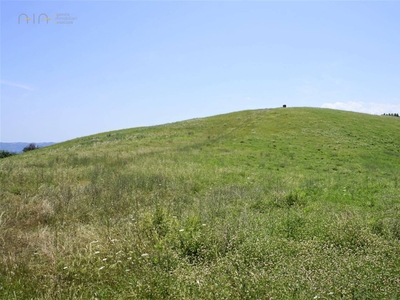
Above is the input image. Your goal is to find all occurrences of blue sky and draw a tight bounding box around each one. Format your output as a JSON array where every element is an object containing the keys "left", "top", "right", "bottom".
[{"left": 1, "top": 1, "right": 400, "bottom": 143}]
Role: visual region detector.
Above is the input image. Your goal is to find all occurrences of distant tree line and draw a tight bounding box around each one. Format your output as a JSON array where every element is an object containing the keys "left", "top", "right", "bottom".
[
  {"left": 382, "top": 113, "right": 399, "bottom": 117},
  {"left": 0, "top": 143, "right": 40, "bottom": 159}
]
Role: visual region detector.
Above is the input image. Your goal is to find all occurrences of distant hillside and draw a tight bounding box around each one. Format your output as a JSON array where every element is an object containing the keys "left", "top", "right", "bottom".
[{"left": 0, "top": 142, "right": 55, "bottom": 153}]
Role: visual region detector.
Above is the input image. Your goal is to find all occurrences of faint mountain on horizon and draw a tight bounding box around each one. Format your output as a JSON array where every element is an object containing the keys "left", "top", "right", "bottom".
[{"left": 0, "top": 142, "right": 56, "bottom": 154}]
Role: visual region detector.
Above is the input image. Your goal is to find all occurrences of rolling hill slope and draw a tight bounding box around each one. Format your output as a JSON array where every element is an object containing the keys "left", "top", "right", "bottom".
[{"left": 1, "top": 107, "right": 399, "bottom": 299}]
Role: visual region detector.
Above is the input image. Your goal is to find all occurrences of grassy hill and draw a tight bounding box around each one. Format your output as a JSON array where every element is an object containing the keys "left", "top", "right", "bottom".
[{"left": 1, "top": 107, "right": 399, "bottom": 299}]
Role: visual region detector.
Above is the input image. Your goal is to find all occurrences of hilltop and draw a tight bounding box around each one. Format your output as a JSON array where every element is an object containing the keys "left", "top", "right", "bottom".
[{"left": 1, "top": 107, "right": 399, "bottom": 299}]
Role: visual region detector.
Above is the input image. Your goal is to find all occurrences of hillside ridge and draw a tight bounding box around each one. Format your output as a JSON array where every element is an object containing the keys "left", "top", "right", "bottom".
[{"left": 42, "top": 107, "right": 399, "bottom": 152}]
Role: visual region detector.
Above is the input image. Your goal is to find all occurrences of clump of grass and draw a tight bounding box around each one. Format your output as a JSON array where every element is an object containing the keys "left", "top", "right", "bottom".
[{"left": 274, "top": 189, "right": 307, "bottom": 208}]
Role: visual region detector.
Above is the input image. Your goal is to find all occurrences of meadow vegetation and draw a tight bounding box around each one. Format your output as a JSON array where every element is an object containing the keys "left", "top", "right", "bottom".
[{"left": 0, "top": 107, "right": 399, "bottom": 299}]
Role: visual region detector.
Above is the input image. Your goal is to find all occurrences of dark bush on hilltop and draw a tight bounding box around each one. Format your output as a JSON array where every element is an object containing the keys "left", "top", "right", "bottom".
[
  {"left": 23, "top": 143, "right": 40, "bottom": 152},
  {"left": 0, "top": 150, "right": 16, "bottom": 158}
]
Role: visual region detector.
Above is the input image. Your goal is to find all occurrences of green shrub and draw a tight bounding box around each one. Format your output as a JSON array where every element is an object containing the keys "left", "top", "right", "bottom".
[
  {"left": 0, "top": 150, "right": 16, "bottom": 158},
  {"left": 23, "top": 143, "right": 40, "bottom": 152}
]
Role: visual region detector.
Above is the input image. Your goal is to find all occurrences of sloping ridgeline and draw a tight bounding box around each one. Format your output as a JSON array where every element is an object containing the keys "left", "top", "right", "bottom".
[{"left": 1, "top": 107, "right": 399, "bottom": 299}]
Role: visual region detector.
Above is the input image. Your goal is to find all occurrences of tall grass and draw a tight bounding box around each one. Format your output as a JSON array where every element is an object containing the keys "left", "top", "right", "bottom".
[{"left": 1, "top": 108, "right": 399, "bottom": 299}]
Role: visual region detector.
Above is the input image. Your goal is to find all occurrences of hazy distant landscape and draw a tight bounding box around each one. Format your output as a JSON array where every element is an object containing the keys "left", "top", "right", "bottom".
[
  {"left": 1, "top": 108, "right": 399, "bottom": 299},
  {"left": 0, "top": 142, "right": 55, "bottom": 154}
]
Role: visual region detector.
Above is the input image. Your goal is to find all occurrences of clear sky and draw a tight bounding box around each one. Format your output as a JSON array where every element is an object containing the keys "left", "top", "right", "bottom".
[{"left": 1, "top": 1, "right": 400, "bottom": 143}]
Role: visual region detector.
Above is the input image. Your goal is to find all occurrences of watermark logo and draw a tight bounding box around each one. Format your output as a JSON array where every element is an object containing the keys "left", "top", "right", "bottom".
[
  {"left": 18, "top": 13, "right": 77, "bottom": 25},
  {"left": 54, "top": 13, "right": 77, "bottom": 25}
]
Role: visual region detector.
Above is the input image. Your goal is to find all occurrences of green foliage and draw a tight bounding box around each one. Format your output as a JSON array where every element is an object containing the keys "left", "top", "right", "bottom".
[
  {"left": 0, "top": 150, "right": 16, "bottom": 158},
  {"left": 22, "top": 143, "right": 40, "bottom": 152},
  {"left": 1, "top": 108, "right": 400, "bottom": 299}
]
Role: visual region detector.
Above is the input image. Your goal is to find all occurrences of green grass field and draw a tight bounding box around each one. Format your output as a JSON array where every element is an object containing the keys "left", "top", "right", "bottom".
[{"left": 1, "top": 107, "right": 399, "bottom": 299}]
